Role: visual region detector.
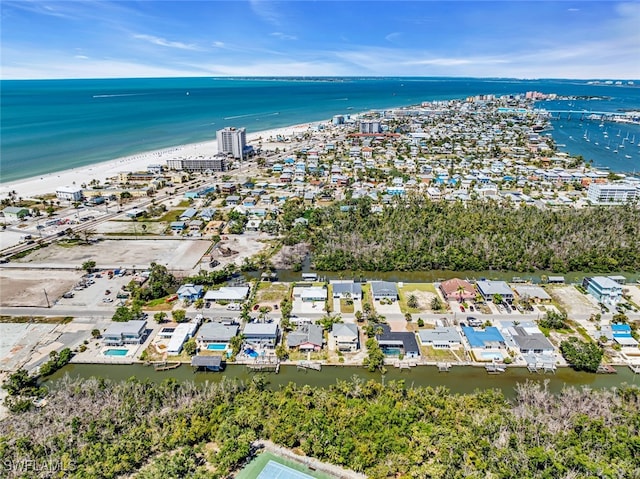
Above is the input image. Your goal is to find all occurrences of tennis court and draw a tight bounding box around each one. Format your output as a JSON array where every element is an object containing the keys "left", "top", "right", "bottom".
[
  {"left": 236, "top": 452, "right": 335, "bottom": 479},
  {"left": 257, "top": 460, "right": 314, "bottom": 479}
]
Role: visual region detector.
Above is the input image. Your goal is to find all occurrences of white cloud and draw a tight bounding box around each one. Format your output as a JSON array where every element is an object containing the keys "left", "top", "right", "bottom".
[
  {"left": 74, "top": 55, "right": 89, "bottom": 60},
  {"left": 212, "top": 41, "right": 225, "bottom": 48},
  {"left": 250, "top": 0, "right": 283, "bottom": 26},
  {"left": 270, "top": 32, "right": 297, "bottom": 41},
  {"left": 132, "top": 34, "right": 200, "bottom": 51},
  {"left": 385, "top": 32, "right": 402, "bottom": 43}
]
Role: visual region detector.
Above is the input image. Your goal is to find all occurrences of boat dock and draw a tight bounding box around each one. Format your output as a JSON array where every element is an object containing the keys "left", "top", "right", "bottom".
[
  {"left": 153, "top": 361, "right": 181, "bottom": 371},
  {"left": 629, "top": 364, "right": 640, "bottom": 374},
  {"left": 597, "top": 364, "right": 617, "bottom": 374},
  {"left": 297, "top": 361, "right": 322, "bottom": 371},
  {"left": 485, "top": 361, "right": 506, "bottom": 374},
  {"left": 437, "top": 362, "right": 451, "bottom": 372},
  {"left": 247, "top": 361, "right": 280, "bottom": 373}
]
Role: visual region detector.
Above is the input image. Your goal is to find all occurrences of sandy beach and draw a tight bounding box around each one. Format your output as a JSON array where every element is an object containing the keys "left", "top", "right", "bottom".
[{"left": 0, "top": 122, "right": 318, "bottom": 200}]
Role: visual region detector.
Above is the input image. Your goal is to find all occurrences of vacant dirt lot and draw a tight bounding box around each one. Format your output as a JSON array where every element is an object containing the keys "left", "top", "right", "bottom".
[
  {"left": 0, "top": 269, "right": 82, "bottom": 307},
  {"left": 547, "top": 285, "right": 599, "bottom": 317},
  {"left": 12, "top": 239, "right": 211, "bottom": 273}
]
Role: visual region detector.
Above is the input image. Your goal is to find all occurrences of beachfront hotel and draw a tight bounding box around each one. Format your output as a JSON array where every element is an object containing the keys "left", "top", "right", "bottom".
[
  {"left": 166, "top": 154, "right": 227, "bottom": 173},
  {"left": 217, "top": 127, "right": 246, "bottom": 159}
]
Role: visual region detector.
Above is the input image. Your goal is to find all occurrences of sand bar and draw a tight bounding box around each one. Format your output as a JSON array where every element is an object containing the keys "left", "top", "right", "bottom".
[{"left": 0, "top": 122, "right": 316, "bottom": 200}]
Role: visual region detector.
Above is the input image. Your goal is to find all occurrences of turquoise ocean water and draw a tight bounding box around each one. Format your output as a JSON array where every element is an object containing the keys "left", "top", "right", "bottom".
[{"left": 1, "top": 77, "right": 639, "bottom": 183}]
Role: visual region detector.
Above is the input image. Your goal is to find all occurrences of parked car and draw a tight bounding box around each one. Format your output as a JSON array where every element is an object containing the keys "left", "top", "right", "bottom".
[{"left": 459, "top": 305, "right": 465, "bottom": 312}]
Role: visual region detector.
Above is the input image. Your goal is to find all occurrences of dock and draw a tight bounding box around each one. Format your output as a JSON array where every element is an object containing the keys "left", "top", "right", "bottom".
[
  {"left": 153, "top": 361, "right": 181, "bottom": 371},
  {"left": 629, "top": 364, "right": 640, "bottom": 374},
  {"left": 485, "top": 362, "right": 506, "bottom": 374},
  {"left": 437, "top": 362, "right": 451, "bottom": 372},
  {"left": 297, "top": 361, "right": 322, "bottom": 371},
  {"left": 247, "top": 361, "right": 280, "bottom": 373},
  {"left": 597, "top": 364, "right": 617, "bottom": 374}
]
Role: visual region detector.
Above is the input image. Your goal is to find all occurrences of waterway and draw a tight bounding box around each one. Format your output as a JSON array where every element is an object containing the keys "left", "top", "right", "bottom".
[{"left": 45, "top": 363, "right": 640, "bottom": 400}]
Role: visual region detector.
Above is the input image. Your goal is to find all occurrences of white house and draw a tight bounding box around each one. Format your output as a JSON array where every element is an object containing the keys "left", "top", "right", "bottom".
[{"left": 56, "top": 185, "right": 83, "bottom": 202}]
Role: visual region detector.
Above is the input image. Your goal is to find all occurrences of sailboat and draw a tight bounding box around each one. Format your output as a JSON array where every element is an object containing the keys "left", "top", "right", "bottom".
[
  {"left": 605, "top": 140, "right": 611, "bottom": 150},
  {"left": 631, "top": 135, "right": 635, "bottom": 145}
]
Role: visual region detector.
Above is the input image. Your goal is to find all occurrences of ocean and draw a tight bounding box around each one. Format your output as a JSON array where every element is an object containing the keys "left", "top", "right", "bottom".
[{"left": 1, "top": 77, "right": 639, "bottom": 182}]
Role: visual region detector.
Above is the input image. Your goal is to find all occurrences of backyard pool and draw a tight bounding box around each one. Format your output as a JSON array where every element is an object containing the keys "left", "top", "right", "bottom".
[
  {"left": 382, "top": 348, "right": 402, "bottom": 356},
  {"left": 244, "top": 348, "right": 259, "bottom": 358},
  {"left": 103, "top": 349, "right": 129, "bottom": 356},
  {"left": 480, "top": 352, "right": 503, "bottom": 361},
  {"left": 207, "top": 344, "right": 227, "bottom": 351}
]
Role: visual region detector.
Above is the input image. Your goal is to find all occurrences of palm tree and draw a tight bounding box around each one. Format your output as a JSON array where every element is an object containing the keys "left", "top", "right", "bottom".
[{"left": 457, "top": 285, "right": 466, "bottom": 303}]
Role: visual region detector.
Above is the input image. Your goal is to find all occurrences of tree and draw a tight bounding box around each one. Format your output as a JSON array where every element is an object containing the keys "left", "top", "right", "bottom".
[
  {"left": 172, "top": 309, "right": 187, "bottom": 323},
  {"left": 363, "top": 338, "right": 385, "bottom": 372},
  {"left": 560, "top": 337, "right": 603, "bottom": 372},
  {"left": 112, "top": 306, "right": 134, "bottom": 322},
  {"left": 492, "top": 293, "right": 503, "bottom": 305},
  {"left": 430, "top": 297, "right": 443, "bottom": 311},
  {"left": 407, "top": 294, "right": 418, "bottom": 309},
  {"left": 355, "top": 310, "right": 364, "bottom": 323},
  {"left": 154, "top": 312, "right": 167, "bottom": 324},
  {"left": 539, "top": 311, "right": 568, "bottom": 330},
  {"left": 82, "top": 260, "right": 96, "bottom": 273},
  {"left": 91, "top": 329, "right": 101, "bottom": 339},
  {"left": 404, "top": 313, "right": 412, "bottom": 322},
  {"left": 183, "top": 338, "right": 197, "bottom": 356},
  {"left": 275, "top": 344, "right": 289, "bottom": 360},
  {"left": 194, "top": 298, "right": 204, "bottom": 311}
]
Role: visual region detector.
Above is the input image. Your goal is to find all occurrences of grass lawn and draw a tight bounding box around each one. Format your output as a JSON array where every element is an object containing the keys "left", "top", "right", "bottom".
[
  {"left": 339, "top": 299, "right": 354, "bottom": 313},
  {"left": 255, "top": 282, "right": 290, "bottom": 303},
  {"left": 361, "top": 283, "right": 374, "bottom": 313},
  {"left": 157, "top": 209, "right": 186, "bottom": 223},
  {"left": 398, "top": 283, "right": 437, "bottom": 314},
  {"left": 419, "top": 346, "right": 458, "bottom": 362}
]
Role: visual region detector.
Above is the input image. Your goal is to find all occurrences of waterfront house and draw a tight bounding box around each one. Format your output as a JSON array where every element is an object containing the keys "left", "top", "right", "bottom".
[
  {"left": 506, "top": 323, "right": 554, "bottom": 354},
  {"left": 439, "top": 278, "right": 476, "bottom": 301},
  {"left": 103, "top": 320, "right": 147, "bottom": 346},
  {"left": 475, "top": 280, "right": 514, "bottom": 303},
  {"left": 330, "top": 281, "right": 363, "bottom": 300},
  {"left": 417, "top": 327, "right": 463, "bottom": 349},
  {"left": 582, "top": 276, "right": 623, "bottom": 305},
  {"left": 462, "top": 326, "right": 505, "bottom": 350},
  {"left": 177, "top": 284, "right": 204, "bottom": 302},
  {"left": 204, "top": 286, "right": 250, "bottom": 304},
  {"left": 331, "top": 323, "right": 359, "bottom": 352},
  {"left": 243, "top": 322, "right": 279, "bottom": 349},
  {"left": 196, "top": 322, "right": 239, "bottom": 348},
  {"left": 191, "top": 355, "right": 223, "bottom": 372},
  {"left": 370, "top": 281, "right": 399, "bottom": 301},
  {"left": 287, "top": 324, "right": 324, "bottom": 351},
  {"left": 513, "top": 285, "right": 551, "bottom": 302},
  {"left": 375, "top": 324, "right": 420, "bottom": 358},
  {"left": 167, "top": 320, "right": 200, "bottom": 355},
  {"left": 601, "top": 323, "right": 638, "bottom": 348}
]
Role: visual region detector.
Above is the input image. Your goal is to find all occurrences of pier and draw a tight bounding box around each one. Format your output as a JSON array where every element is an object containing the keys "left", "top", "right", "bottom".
[
  {"left": 153, "top": 361, "right": 181, "bottom": 371},
  {"left": 437, "top": 362, "right": 451, "bottom": 372},
  {"left": 629, "top": 364, "right": 640, "bottom": 374},
  {"left": 247, "top": 360, "right": 280, "bottom": 373},
  {"left": 297, "top": 361, "right": 322, "bottom": 371},
  {"left": 485, "top": 361, "right": 506, "bottom": 374}
]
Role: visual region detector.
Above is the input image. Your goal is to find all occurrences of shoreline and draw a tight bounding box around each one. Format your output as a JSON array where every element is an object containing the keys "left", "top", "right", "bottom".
[{"left": 0, "top": 122, "right": 319, "bottom": 200}]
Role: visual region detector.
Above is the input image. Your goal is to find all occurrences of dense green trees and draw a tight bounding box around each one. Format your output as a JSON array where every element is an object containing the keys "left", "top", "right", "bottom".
[
  {"left": 306, "top": 196, "right": 640, "bottom": 272},
  {"left": 1, "top": 377, "right": 638, "bottom": 478},
  {"left": 560, "top": 337, "right": 603, "bottom": 372}
]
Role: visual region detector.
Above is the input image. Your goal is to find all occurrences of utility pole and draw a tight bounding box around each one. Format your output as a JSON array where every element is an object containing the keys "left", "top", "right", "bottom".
[{"left": 43, "top": 289, "right": 50, "bottom": 308}]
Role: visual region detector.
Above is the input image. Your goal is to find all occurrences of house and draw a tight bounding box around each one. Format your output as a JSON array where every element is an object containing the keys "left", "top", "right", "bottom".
[
  {"left": 167, "top": 320, "right": 200, "bottom": 355},
  {"left": 462, "top": 326, "right": 506, "bottom": 349},
  {"left": 301, "top": 286, "right": 328, "bottom": 302},
  {"left": 199, "top": 208, "right": 217, "bottom": 222},
  {"left": 418, "top": 327, "right": 463, "bottom": 349},
  {"left": 170, "top": 221, "right": 187, "bottom": 231},
  {"left": 188, "top": 220, "right": 203, "bottom": 233},
  {"left": 196, "top": 322, "right": 239, "bottom": 348},
  {"left": 179, "top": 208, "right": 198, "bottom": 221},
  {"left": 370, "top": 281, "right": 398, "bottom": 301},
  {"left": 439, "top": 278, "right": 476, "bottom": 301},
  {"left": 582, "top": 276, "right": 623, "bottom": 305},
  {"left": 287, "top": 324, "right": 324, "bottom": 351},
  {"left": 243, "top": 322, "right": 279, "bottom": 349},
  {"left": 506, "top": 323, "right": 554, "bottom": 354},
  {"left": 331, "top": 281, "right": 363, "bottom": 300},
  {"left": 513, "top": 285, "right": 551, "bottom": 302},
  {"left": 331, "top": 323, "right": 359, "bottom": 352},
  {"left": 602, "top": 323, "right": 639, "bottom": 348},
  {"left": 204, "top": 286, "right": 249, "bottom": 303},
  {"left": 176, "top": 284, "right": 204, "bottom": 302},
  {"left": 225, "top": 195, "right": 240, "bottom": 206},
  {"left": 475, "top": 280, "right": 514, "bottom": 303},
  {"left": 103, "top": 320, "right": 147, "bottom": 346},
  {"left": 1, "top": 206, "right": 29, "bottom": 221},
  {"left": 375, "top": 324, "right": 420, "bottom": 358}
]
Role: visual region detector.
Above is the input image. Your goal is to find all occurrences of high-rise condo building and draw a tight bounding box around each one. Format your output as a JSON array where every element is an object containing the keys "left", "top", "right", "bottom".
[{"left": 217, "top": 127, "right": 246, "bottom": 159}]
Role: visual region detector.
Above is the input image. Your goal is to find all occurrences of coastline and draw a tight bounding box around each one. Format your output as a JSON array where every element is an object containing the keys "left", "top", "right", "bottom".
[{"left": 0, "top": 122, "right": 317, "bottom": 199}]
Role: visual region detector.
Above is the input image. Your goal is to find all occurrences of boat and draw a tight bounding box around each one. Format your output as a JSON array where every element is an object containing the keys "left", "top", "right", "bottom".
[{"left": 625, "top": 155, "right": 632, "bottom": 159}]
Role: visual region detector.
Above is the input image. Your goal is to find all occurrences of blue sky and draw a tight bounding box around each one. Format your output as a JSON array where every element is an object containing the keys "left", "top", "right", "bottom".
[{"left": 1, "top": 1, "right": 639, "bottom": 79}]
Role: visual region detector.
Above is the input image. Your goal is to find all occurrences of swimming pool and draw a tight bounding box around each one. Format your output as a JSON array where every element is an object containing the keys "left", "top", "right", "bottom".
[
  {"left": 244, "top": 348, "right": 259, "bottom": 358},
  {"left": 104, "top": 348, "right": 128, "bottom": 356},
  {"left": 480, "top": 352, "right": 502, "bottom": 361},
  {"left": 383, "top": 348, "right": 402, "bottom": 356},
  {"left": 207, "top": 344, "right": 227, "bottom": 351}
]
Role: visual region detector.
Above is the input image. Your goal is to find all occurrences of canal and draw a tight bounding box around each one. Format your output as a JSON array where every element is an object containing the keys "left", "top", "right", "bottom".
[{"left": 45, "top": 363, "right": 640, "bottom": 400}]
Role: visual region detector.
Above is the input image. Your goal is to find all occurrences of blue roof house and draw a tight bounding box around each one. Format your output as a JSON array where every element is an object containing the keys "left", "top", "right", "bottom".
[
  {"left": 177, "top": 284, "right": 204, "bottom": 301},
  {"left": 462, "top": 326, "right": 506, "bottom": 349}
]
